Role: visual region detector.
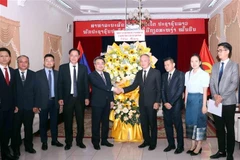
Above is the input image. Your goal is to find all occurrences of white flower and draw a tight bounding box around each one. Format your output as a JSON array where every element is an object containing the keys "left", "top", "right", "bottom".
[
  {"left": 115, "top": 109, "right": 121, "bottom": 114},
  {"left": 136, "top": 114, "right": 140, "bottom": 118},
  {"left": 124, "top": 116, "right": 129, "bottom": 121},
  {"left": 122, "top": 107, "right": 129, "bottom": 113}
]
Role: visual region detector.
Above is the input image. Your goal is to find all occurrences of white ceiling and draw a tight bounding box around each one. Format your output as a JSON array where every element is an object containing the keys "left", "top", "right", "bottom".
[{"left": 47, "top": 0, "right": 231, "bottom": 20}]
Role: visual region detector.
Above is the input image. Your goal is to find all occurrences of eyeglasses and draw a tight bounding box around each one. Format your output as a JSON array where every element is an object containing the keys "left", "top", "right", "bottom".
[{"left": 217, "top": 49, "right": 227, "bottom": 53}]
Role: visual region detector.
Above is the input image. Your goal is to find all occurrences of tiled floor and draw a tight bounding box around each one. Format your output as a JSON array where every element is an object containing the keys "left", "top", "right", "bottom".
[{"left": 18, "top": 137, "right": 240, "bottom": 160}]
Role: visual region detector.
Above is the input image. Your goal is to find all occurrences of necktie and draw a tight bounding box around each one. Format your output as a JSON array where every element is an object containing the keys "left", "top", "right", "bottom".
[
  {"left": 21, "top": 72, "right": 25, "bottom": 86},
  {"left": 4, "top": 68, "right": 9, "bottom": 85},
  {"left": 143, "top": 70, "right": 147, "bottom": 83},
  {"left": 168, "top": 73, "right": 172, "bottom": 85},
  {"left": 218, "top": 62, "right": 224, "bottom": 85},
  {"left": 48, "top": 70, "right": 53, "bottom": 98},
  {"left": 100, "top": 72, "right": 107, "bottom": 85},
  {"left": 73, "top": 66, "right": 78, "bottom": 97}
]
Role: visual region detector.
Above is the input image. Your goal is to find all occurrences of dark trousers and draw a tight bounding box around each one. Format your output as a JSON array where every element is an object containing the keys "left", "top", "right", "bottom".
[
  {"left": 11, "top": 110, "right": 34, "bottom": 151},
  {"left": 39, "top": 99, "right": 58, "bottom": 143},
  {"left": 163, "top": 102, "right": 184, "bottom": 148},
  {"left": 140, "top": 105, "right": 157, "bottom": 146},
  {"left": 0, "top": 109, "right": 13, "bottom": 158},
  {"left": 213, "top": 104, "right": 236, "bottom": 156},
  {"left": 63, "top": 97, "right": 85, "bottom": 145},
  {"left": 91, "top": 102, "right": 110, "bottom": 145}
]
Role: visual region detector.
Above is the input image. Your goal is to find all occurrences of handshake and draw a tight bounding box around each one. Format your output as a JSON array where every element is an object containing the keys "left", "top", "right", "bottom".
[{"left": 113, "top": 87, "right": 124, "bottom": 95}]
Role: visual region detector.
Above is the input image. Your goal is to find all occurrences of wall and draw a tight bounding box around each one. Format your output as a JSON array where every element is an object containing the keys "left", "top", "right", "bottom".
[{"left": 0, "top": 1, "right": 73, "bottom": 71}]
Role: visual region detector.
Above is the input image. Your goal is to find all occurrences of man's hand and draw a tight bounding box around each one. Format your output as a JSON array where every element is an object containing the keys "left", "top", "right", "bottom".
[
  {"left": 164, "top": 103, "right": 172, "bottom": 110},
  {"left": 33, "top": 107, "right": 40, "bottom": 113},
  {"left": 85, "top": 99, "right": 90, "bottom": 106},
  {"left": 59, "top": 105, "right": 63, "bottom": 114},
  {"left": 202, "top": 106, "right": 208, "bottom": 114},
  {"left": 58, "top": 100, "right": 64, "bottom": 106},
  {"left": 113, "top": 87, "right": 123, "bottom": 94},
  {"left": 214, "top": 94, "right": 222, "bottom": 107},
  {"left": 14, "top": 106, "right": 19, "bottom": 113},
  {"left": 153, "top": 103, "right": 160, "bottom": 110},
  {"left": 110, "top": 101, "right": 114, "bottom": 109}
]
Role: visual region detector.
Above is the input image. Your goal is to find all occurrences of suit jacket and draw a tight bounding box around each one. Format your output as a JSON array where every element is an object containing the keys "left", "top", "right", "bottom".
[
  {"left": 57, "top": 63, "right": 89, "bottom": 104},
  {"left": 36, "top": 69, "right": 59, "bottom": 109},
  {"left": 124, "top": 68, "right": 161, "bottom": 107},
  {"left": 161, "top": 69, "right": 184, "bottom": 108},
  {"left": 210, "top": 60, "right": 239, "bottom": 105},
  {"left": 15, "top": 69, "right": 37, "bottom": 110},
  {"left": 89, "top": 71, "right": 114, "bottom": 107},
  {"left": 0, "top": 67, "right": 15, "bottom": 111}
]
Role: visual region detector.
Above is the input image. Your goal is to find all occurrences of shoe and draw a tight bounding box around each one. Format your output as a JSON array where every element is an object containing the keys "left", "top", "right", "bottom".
[
  {"left": 163, "top": 145, "right": 176, "bottom": 152},
  {"left": 226, "top": 155, "right": 233, "bottom": 160},
  {"left": 25, "top": 148, "right": 36, "bottom": 154},
  {"left": 64, "top": 144, "right": 72, "bottom": 150},
  {"left": 210, "top": 151, "right": 226, "bottom": 159},
  {"left": 41, "top": 143, "right": 48, "bottom": 150},
  {"left": 93, "top": 144, "right": 101, "bottom": 150},
  {"left": 101, "top": 141, "right": 114, "bottom": 147},
  {"left": 13, "top": 148, "right": 21, "bottom": 158},
  {"left": 51, "top": 140, "right": 64, "bottom": 147},
  {"left": 138, "top": 142, "right": 150, "bottom": 148},
  {"left": 190, "top": 148, "right": 202, "bottom": 156},
  {"left": 174, "top": 147, "right": 184, "bottom": 154},
  {"left": 2, "top": 152, "right": 16, "bottom": 160},
  {"left": 186, "top": 148, "right": 195, "bottom": 154},
  {"left": 148, "top": 145, "right": 156, "bottom": 151},
  {"left": 77, "top": 142, "right": 86, "bottom": 148}
]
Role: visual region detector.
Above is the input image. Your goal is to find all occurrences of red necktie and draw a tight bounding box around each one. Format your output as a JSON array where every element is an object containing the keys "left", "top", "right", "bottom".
[{"left": 4, "top": 68, "right": 10, "bottom": 85}]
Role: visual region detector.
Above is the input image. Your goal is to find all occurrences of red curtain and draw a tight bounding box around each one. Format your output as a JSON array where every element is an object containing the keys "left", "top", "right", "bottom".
[
  {"left": 0, "top": 0, "right": 7, "bottom": 6},
  {"left": 177, "top": 19, "right": 209, "bottom": 72}
]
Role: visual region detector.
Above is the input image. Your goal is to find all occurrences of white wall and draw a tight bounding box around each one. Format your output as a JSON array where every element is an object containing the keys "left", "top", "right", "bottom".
[{"left": 0, "top": 1, "right": 73, "bottom": 71}]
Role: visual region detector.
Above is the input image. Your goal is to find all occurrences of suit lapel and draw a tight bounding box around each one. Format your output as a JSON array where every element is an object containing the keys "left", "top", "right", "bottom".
[
  {"left": 24, "top": 70, "right": 31, "bottom": 87},
  {"left": 42, "top": 69, "right": 49, "bottom": 87},
  {"left": 144, "top": 68, "right": 152, "bottom": 84},
  {"left": 95, "top": 71, "right": 106, "bottom": 85},
  {"left": 221, "top": 60, "right": 231, "bottom": 82}
]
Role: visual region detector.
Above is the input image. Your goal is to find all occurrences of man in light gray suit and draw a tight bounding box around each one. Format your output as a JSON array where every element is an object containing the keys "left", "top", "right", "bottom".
[{"left": 210, "top": 42, "right": 239, "bottom": 160}]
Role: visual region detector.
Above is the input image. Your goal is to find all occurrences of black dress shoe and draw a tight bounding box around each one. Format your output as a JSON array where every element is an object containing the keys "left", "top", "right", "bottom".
[
  {"left": 148, "top": 145, "right": 156, "bottom": 151},
  {"left": 226, "top": 155, "right": 234, "bottom": 160},
  {"left": 163, "top": 145, "right": 176, "bottom": 152},
  {"left": 2, "top": 152, "right": 16, "bottom": 160},
  {"left": 138, "top": 142, "right": 150, "bottom": 148},
  {"left": 51, "top": 140, "right": 64, "bottom": 147},
  {"left": 64, "top": 144, "right": 72, "bottom": 150},
  {"left": 77, "top": 142, "right": 86, "bottom": 148},
  {"left": 174, "top": 147, "right": 184, "bottom": 154},
  {"left": 210, "top": 151, "right": 226, "bottom": 159},
  {"left": 41, "top": 143, "right": 48, "bottom": 150},
  {"left": 93, "top": 145, "right": 101, "bottom": 150},
  {"left": 190, "top": 148, "right": 202, "bottom": 156},
  {"left": 13, "top": 148, "right": 21, "bottom": 158},
  {"left": 101, "top": 141, "right": 114, "bottom": 147},
  {"left": 186, "top": 148, "right": 195, "bottom": 154},
  {"left": 25, "top": 148, "right": 36, "bottom": 154}
]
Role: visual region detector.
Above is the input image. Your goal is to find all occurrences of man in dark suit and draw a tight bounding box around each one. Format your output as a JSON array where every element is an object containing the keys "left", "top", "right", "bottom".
[
  {"left": 118, "top": 54, "right": 161, "bottom": 151},
  {"left": 0, "top": 47, "right": 16, "bottom": 160},
  {"left": 11, "top": 55, "right": 37, "bottom": 157},
  {"left": 58, "top": 48, "right": 89, "bottom": 150},
  {"left": 210, "top": 42, "right": 239, "bottom": 160},
  {"left": 36, "top": 54, "right": 63, "bottom": 151},
  {"left": 161, "top": 57, "right": 185, "bottom": 154},
  {"left": 89, "top": 56, "right": 114, "bottom": 150}
]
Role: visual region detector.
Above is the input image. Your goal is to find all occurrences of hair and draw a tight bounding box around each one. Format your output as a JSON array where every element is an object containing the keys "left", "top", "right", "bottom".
[
  {"left": 17, "top": 55, "right": 29, "bottom": 63},
  {"left": 44, "top": 54, "right": 54, "bottom": 60},
  {"left": 189, "top": 53, "right": 202, "bottom": 78},
  {"left": 0, "top": 47, "right": 11, "bottom": 57},
  {"left": 69, "top": 48, "right": 80, "bottom": 55},
  {"left": 218, "top": 42, "right": 232, "bottom": 58},
  {"left": 140, "top": 54, "right": 150, "bottom": 59},
  {"left": 163, "top": 57, "right": 175, "bottom": 63},
  {"left": 93, "top": 56, "right": 105, "bottom": 64}
]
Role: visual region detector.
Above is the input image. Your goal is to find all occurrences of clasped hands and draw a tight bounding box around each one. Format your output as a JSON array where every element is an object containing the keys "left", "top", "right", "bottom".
[
  {"left": 214, "top": 94, "right": 222, "bottom": 107},
  {"left": 113, "top": 87, "right": 124, "bottom": 95}
]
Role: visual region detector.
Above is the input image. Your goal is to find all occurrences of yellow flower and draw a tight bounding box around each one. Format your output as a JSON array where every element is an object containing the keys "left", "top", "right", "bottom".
[
  {"left": 129, "top": 57, "right": 137, "bottom": 63},
  {"left": 123, "top": 65, "right": 129, "bottom": 72},
  {"left": 129, "top": 49, "right": 135, "bottom": 54}
]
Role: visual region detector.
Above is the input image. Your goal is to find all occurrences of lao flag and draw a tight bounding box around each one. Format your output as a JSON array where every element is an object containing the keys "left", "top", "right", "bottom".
[
  {"left": 199, "top": 39, "right": 215, "bottom": 95},
  {"left": 77, "top": 41, "right": 91, "bottom": 74}
]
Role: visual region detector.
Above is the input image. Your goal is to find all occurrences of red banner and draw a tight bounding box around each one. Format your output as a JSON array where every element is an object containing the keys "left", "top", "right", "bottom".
[
  {"left": 0, "top": 0, "right": 7, "bottom": 6},
  {"left": 75, "top": 19, "right": 205, "bottom": 37}
]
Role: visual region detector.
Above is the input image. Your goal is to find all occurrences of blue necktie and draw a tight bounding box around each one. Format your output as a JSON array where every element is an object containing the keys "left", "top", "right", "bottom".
[
  {"left": 218, "top": 62, "right": 224, "bottom": 85},
  {"left": 73, "top": 66, "right": 78, "bottom": 97},
  {"left": 48, "top": 70, "right": 53, "bottom": 98}
]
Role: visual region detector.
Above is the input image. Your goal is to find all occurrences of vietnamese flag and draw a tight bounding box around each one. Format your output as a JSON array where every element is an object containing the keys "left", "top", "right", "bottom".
[
  {"left": 0, "top": 0, "right": 7, "bottom": 6},
  {"left": 77, "top": 41, "right": 91, "bottom": 74},
  {"left": 199, "top": 39, "right": 215, "bottom": 95}
]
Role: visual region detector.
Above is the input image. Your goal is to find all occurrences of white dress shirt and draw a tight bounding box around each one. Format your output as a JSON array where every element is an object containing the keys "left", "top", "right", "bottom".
[
  {"left": 185, "top": 68, "right": 210, "bottom": 94},
  {"left": 168, "top": 69, "right": 175, "bottom": 79},
  {"left": 69, "top": 63, "right": 78, "bottom": 94},
  {"left": 0, "top": 64, "right": 11, "bottom": 80},
  {"left": 18, "top": 69, "right": 27, "bottom": 80},
  {"left": 142, "top": 66, "right": 151, "bottom": 80},
  {"left": 219, "top": 58, "right": 229, "bottom": 71}
]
